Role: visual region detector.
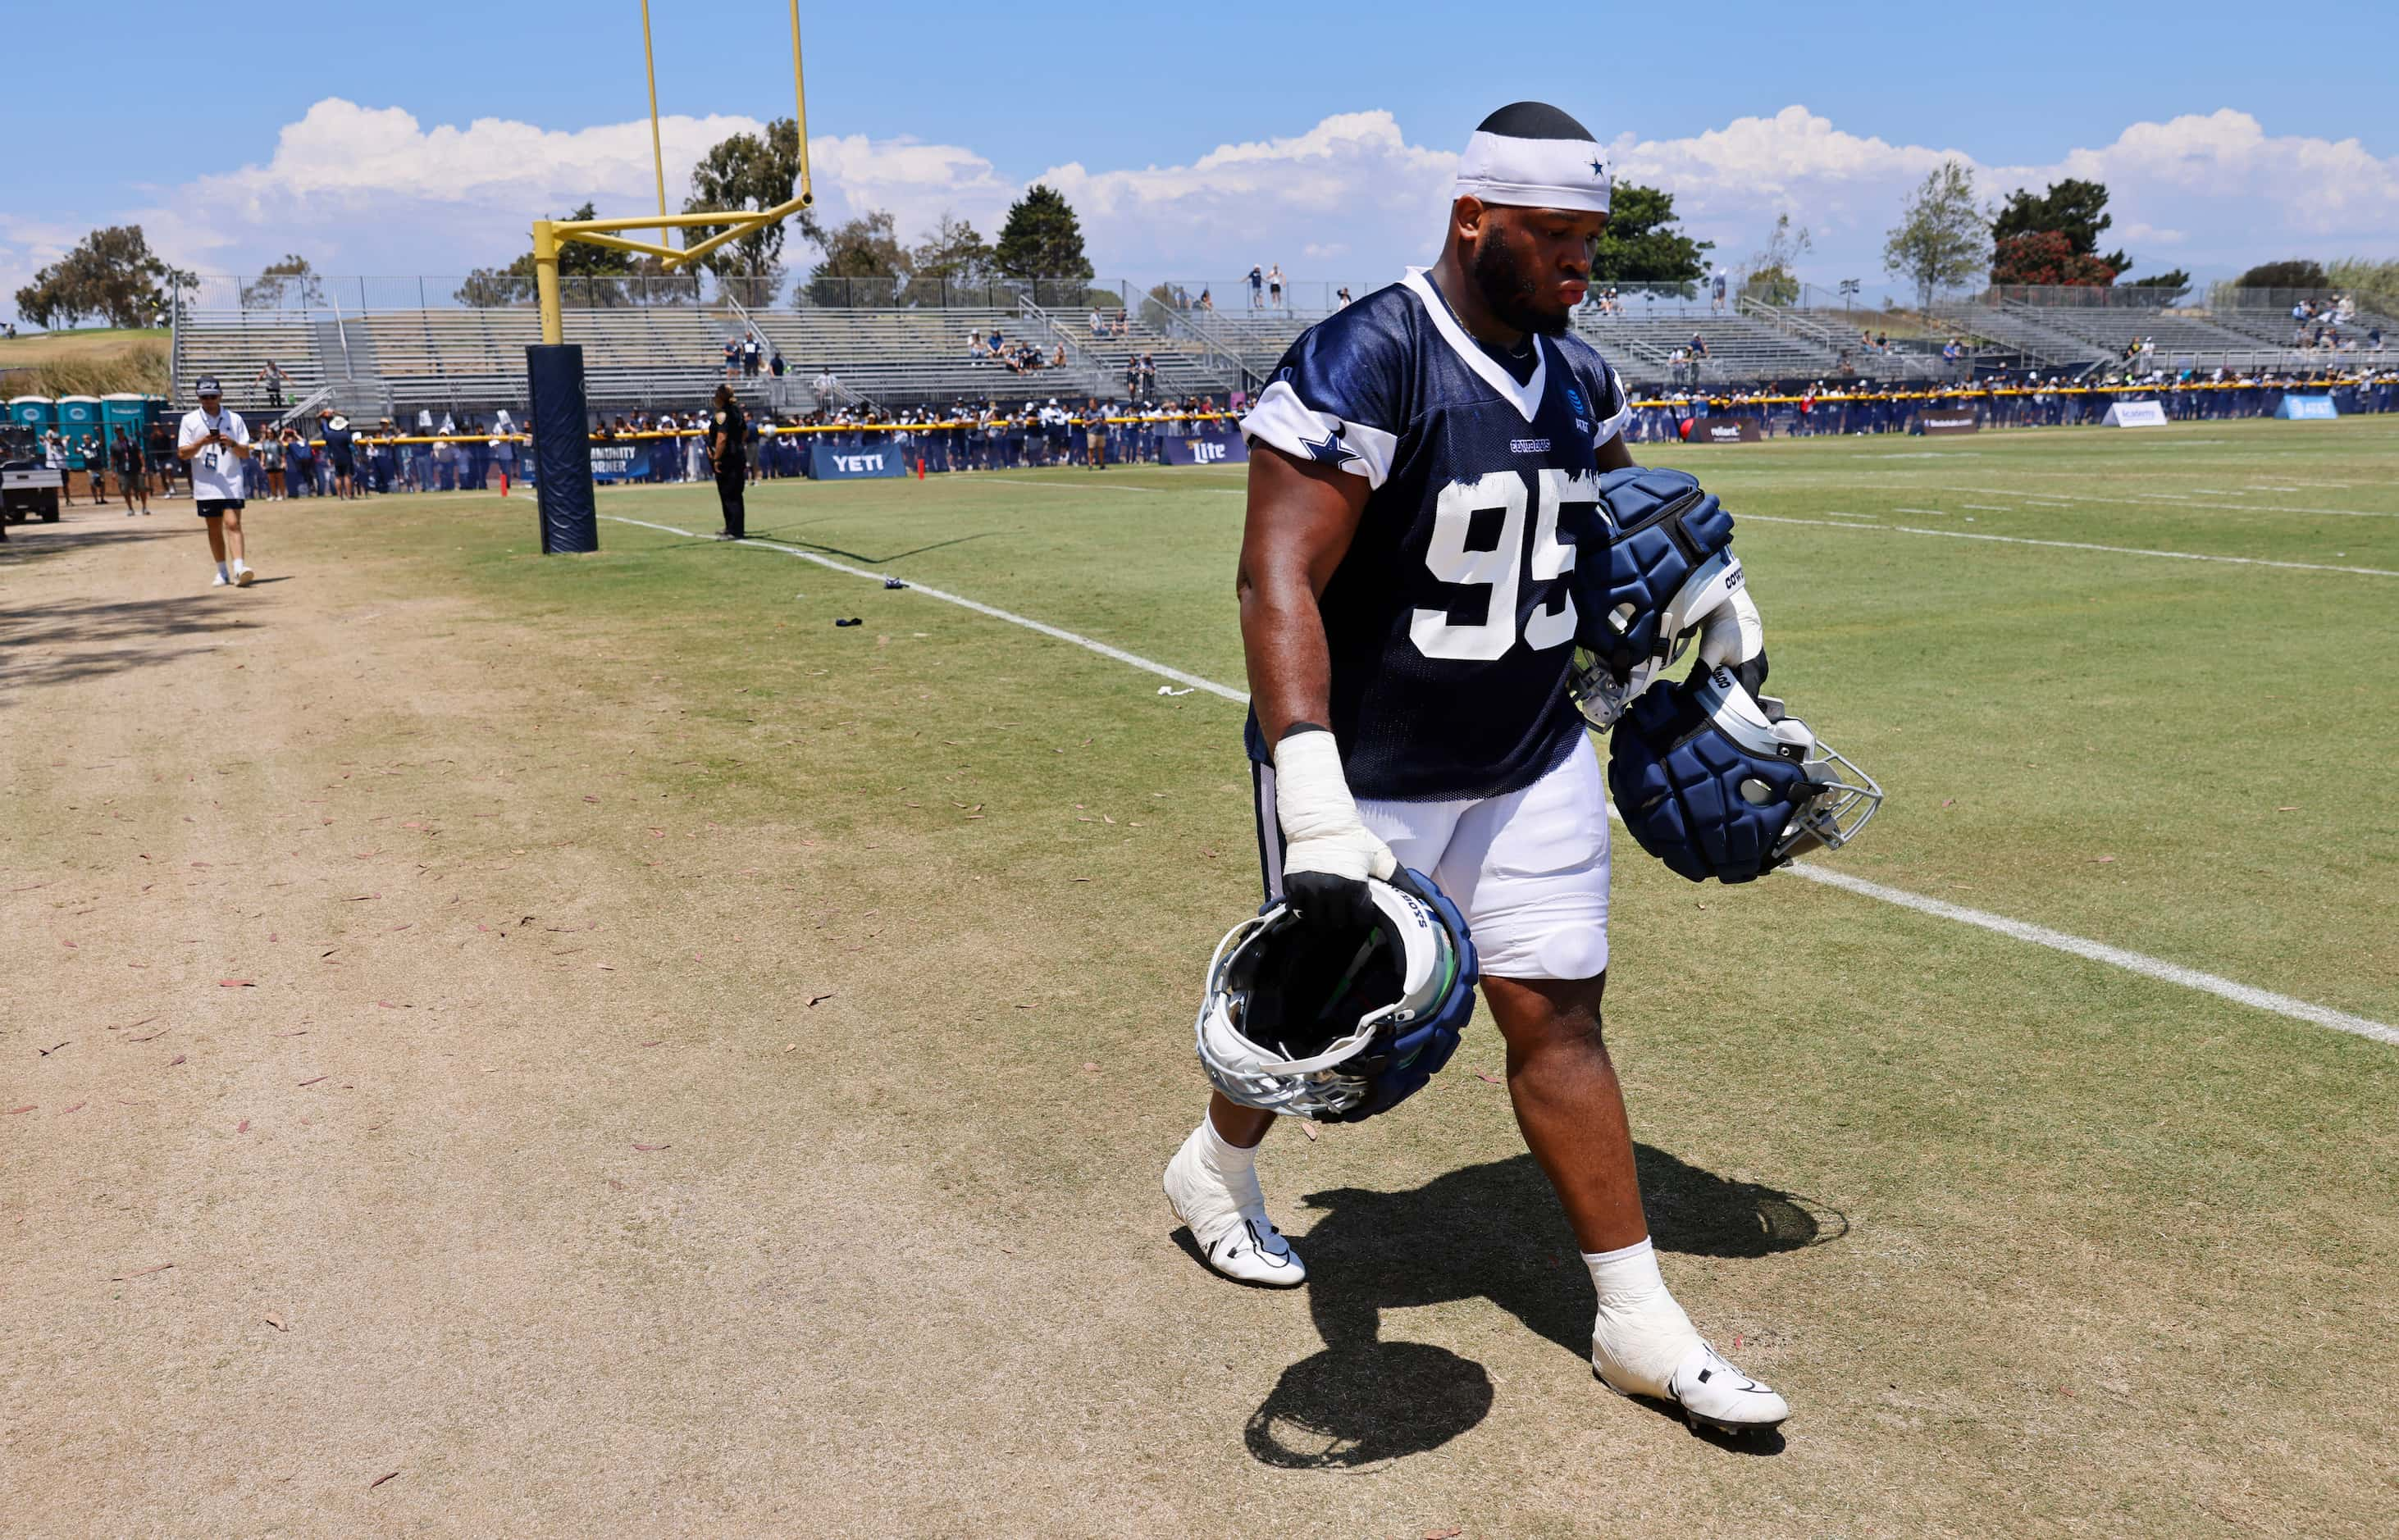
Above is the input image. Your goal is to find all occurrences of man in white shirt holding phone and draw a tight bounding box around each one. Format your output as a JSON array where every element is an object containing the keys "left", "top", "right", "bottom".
[{"left": 176, "top": 376, "right": 256, "bottom": 587}]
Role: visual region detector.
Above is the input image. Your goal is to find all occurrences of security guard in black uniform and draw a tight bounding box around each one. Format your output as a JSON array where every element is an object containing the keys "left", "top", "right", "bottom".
[{"left": 708, "top": 384, "right": 747, "bottom": 540}]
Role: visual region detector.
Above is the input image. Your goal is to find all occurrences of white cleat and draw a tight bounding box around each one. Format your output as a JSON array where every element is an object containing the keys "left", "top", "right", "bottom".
[
  {"left": 1162, "top": 1123, "right": 1306, "bottom": 1288},
  {"left": 1597, "top": 1341, "right": 1790, "bottom": 1434},
  {"left": 211, "top": 571, "right": 231, "bottom": 587},
  {"left": 233, "top": 564, "right": 255, "bottom": 587}
]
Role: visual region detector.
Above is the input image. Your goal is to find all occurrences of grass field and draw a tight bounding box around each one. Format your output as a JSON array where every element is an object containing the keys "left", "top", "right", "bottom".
[
  {"left": 5, "top": 416, "right": 2397, "bottom": 1536},
  {"left": 0, "top": 326, "right": 171, "bottom": 398}
]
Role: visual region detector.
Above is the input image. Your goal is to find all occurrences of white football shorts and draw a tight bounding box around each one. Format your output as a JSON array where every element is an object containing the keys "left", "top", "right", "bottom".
[{"left": 1252, "top": 735, "right": 1611, "bottom": 982}]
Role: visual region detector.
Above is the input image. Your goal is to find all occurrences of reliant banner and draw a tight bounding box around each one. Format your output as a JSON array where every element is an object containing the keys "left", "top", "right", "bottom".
[{"left": 1687, "top": 416, "right": 1763, "bottom": 444}]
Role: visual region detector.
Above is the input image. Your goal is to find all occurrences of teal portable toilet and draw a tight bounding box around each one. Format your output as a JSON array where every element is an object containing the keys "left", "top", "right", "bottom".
[
  {"left": 7, "top": 394, "right": 52, "bottom": 436},
  {"left": 102, "top": 392, "right": 152, "bottom": 451},
  {"left": 55, "top": 395, "right": 103, "bottom": 468}
]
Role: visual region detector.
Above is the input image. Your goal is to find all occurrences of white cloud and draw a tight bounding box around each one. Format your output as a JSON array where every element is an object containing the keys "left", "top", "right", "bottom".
[{"left": 75, "top": 98, "right": 2399, "bottom": 308}]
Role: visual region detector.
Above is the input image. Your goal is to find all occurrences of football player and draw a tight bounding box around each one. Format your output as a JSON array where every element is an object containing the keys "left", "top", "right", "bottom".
[{"left": 1162, "top": 102, "right": 1789, "bottom": 1433}]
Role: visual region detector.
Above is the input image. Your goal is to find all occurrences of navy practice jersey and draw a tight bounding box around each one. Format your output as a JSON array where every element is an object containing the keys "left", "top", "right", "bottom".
[{"left": 1240, "top": 268, "right": 1633, "bottom": 801}]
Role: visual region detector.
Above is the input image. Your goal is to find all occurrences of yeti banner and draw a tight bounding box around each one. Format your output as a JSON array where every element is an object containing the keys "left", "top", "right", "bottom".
[{"left": 810, "top": 443, "right": 910, "bottom": 480}]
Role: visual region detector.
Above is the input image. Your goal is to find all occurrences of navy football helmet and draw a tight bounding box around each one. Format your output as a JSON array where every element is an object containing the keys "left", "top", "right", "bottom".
[
  {"left": 1608, "top": 665, "right": 1884, "bottom": 883},
  {"left": 1571, "top": 467, "right": 1749, "bottom": 731},
  {"left": 1196, "top": 868, "right": 1479, "bottom": 1123}
]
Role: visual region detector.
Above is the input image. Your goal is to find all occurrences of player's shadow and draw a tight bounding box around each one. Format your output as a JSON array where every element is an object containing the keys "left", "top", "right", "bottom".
[{"left": 1240, "top": 1148, "right": 1844, "bottom": 1469}]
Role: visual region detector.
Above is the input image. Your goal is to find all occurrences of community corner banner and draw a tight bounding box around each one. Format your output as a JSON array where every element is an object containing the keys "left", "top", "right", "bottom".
[
  {"left": 590, "top": 443, "right": 652, "bottom": 483},
  {"left": 1159, "top": 429, "right": 1249, "bottom": 467}
]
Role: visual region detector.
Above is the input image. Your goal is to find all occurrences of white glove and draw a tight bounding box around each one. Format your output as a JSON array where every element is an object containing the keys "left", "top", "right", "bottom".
[
  {"left": 1695, "top": 580, "right": 1764, "bottom": 670},
  {"left": 1273, "top": 729, "right": 1394, "bottom": 929}
]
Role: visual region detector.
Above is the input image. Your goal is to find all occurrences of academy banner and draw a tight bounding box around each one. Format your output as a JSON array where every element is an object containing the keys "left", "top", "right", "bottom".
[
  {"left": 2101, "top": 400, "right": 2169, "bottom": 428},
  {"left": 811, "top": 442, "right": 910, "bottom": 480},
  {"left": 1160, "top": 430, "right": 1248, "bottom": 467}
]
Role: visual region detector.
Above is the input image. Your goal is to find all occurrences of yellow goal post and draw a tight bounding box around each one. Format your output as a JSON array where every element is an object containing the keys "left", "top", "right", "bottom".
[{"left": 530, "top": 0, "right": 814, "bottom": 344}]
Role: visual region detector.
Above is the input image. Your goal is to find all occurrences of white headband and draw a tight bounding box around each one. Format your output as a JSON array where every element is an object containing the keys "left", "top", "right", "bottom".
[{"left": 1452, "top": 129, "right": 1612, "bottom": 215}]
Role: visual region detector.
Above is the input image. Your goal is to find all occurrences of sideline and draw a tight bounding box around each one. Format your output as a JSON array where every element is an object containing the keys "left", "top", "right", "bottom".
[{"left": 600, "top": 512, "right": 2397, "bottom": 1046}]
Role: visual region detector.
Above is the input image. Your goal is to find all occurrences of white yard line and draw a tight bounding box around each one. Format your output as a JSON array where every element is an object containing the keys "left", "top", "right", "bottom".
[
  {"left": 1953, "top": 485, "right": 2396, "bottom": 519},
  {"left": 1739, "top": 513, "right": 2399, "bottom": 577},
  {"left": 1960, "top": 503, "right": 2014, "bottom": 512},
  {"left": 603, "top": 509, "right": 2397, "bottom": 1044},
  {"left": 1892, "top": 507, "right": 1950, "bottom": 517},
  {"left": 602, "top": 515, "right": 1246, "bottom": 701}
]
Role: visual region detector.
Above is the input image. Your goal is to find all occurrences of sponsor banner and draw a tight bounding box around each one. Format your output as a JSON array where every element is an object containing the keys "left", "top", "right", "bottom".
[
  {"left": 811, "top": 442, "right": 909, "bottom": 480},
  {"left": 590, "top": 443, "right": 651, "bottom": 481},
  {"left": 2274, "top": 394, "right": 2339, "bottom": 420},
  {"left": 1159, "top": 429, "right": 1249, "bottom": 467},
  {"left": 2100, "top": 399, "right": 2169, "bottom": 428},
  {"left": 1690, "top": 416, "right": 1763, "bottom": 444},
  {"left": 1915, "top": 411, "right": 1981, "bottom": 435}
]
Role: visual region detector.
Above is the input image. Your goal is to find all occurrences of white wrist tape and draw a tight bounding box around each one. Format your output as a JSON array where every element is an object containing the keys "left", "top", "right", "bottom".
[{"left": 1273, "top": 731, "right": 1396, "bottom": 882}]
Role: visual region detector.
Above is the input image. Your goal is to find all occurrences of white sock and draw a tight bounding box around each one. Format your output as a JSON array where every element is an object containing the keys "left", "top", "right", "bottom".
[
  {"left": 1197, "top": 1114, "right": 1260, "bottom": 1173},
  {"left": 1585, "top": 1237, "right": 1701, "bottom": 1396}
]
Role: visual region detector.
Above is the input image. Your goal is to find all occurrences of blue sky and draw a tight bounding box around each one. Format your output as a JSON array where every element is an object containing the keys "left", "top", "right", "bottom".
[{"left": 5, "top": 0, "right": 2396, "bottom": 320}]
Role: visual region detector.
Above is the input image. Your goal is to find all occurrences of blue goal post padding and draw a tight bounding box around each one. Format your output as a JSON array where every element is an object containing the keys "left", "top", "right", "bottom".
[{"left": 527, "top": 344, "right": 598, "bottom": 553}]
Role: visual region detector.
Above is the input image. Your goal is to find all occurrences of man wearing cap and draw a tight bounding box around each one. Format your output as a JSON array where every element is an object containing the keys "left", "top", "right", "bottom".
[
  {"left": 319, "top": 408, "right": 358, "bottom": 500},
  {"left": 177, "top": 378, "right": 256, "bottom": 587},
  {"left": 1161, "top": 102, "right": 1790, "bottom": 1435}
]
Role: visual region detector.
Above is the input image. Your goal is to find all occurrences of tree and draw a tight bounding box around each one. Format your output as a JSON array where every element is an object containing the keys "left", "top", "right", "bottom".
[
  {"left": 240, "top": 254, "right": 326, "bottom": 311},
  {"left": 453, "top": 204, "right": 654, "bottom": 308},
  {"left": 993, "top": 185, "right": 1092, "bottom": 287},
  {"left": 1589, "top": 181, "right": 1713, "bottom": 289},
  {"left": 1991, "top": 229, "right": 2117, "bottom": 288},
  {"left": 805, "top": 211, "right": 913, "bottom": 308},
  {"left": 1739, "top": 212, "right": 1810, "bottom": 306},
  {"left": 911, "top": 211, "right": 994, "bottom": 298},
  {"left": 1991, "top": 179, "right": 2127, "bottom": 275},
  {"left": 683, "top": 118, "right": 814, "bottom": 289},
  {"left": 2235, "top": 258, "right": 2328, "bottom": 290},
  {"left": 1883, "top": 162, "right": 1989, "bottom": 312},
  {"left": 14, "top": 225, "right": 191, "bottom": 330},
  {"left": 2123, "top": 269, "right": 2193, "bottom": 302},
  {"left": 2326, "top": 257, "right": 2399, "bottom": 317}
]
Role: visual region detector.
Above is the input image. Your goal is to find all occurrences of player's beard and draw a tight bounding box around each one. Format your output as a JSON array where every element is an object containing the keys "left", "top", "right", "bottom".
[{"left": 1471, "top": 224, "right": 1575, "bottom": 337}]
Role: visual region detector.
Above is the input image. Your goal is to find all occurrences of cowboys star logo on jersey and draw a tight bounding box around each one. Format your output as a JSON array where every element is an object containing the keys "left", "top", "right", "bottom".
[{"left": 1239, "top": 269, "right": 1633, "bottom": 802}]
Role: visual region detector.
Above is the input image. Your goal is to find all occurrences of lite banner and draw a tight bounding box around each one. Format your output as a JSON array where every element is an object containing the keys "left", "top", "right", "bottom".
[
  {"left": 527, "top": 343, "right": 597, "bottom": 554},
  {"left": 810, "top": 442, "right": 910, "bottom": 480},
  {"left": 1159, "top": 430, "right": 1249, "bottom": 467},
  {"left": 589, "top": 443, "right": 652, "bottom": 482},
  {"left": 1915, "top": 410, "right": 1982, "bottom": 435},
  {"left": 1690, "top": 416, "right": 1763, "bottom": 444},
  {"left": 2275, "top": 394, "right": 2339, "bottom": 420},
  {"left": 2101, "top": 399, "right": 2169, "bottom": 428}
]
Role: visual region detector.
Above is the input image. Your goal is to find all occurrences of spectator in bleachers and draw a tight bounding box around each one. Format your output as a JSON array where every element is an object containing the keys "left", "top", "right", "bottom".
[
  {"left": 770, "top": 349, "right": 786, "bottom": 378},
  {"left": 1268, "top": 263, "right": 1285, "bottom": 308},
  {"left": 1247, "top": 266, "right": 1264, "bottom": 308},
  {"left": 1689, "top": 331, "right": 1709, "bottom": 359},
  {"left": 814, "top": 364, "right": 837, "bottom": 401},
  {"left": 1711, "top": 267, "right": 1728, "bottom": 312},
  {"left": 255, "top": 361, "right": 289, "bottom": 411},
  {"left": 743, "top": 334, "right": 763, "bottom": 376},
  {"left": 1336, "top": 285, "right": 1353, "bottom": 308},
  {"left": 1090, "top": 307, "right": 1106, "bottom": 337},
  {"left": 1050, "top": 341, "right": 1067, "bottom": 370},
  {"left": 1197, "top": 287, "right": 1213, "bottom": 312},
  {"left": 723, "top": 337, "right": 741, "bottom": 377}
]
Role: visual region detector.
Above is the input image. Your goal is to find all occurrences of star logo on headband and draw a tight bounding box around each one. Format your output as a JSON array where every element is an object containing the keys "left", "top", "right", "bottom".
[{"left": 1589, "top": 157, "right": 1607, "bottom": 180}]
